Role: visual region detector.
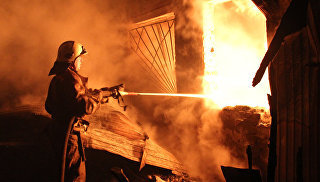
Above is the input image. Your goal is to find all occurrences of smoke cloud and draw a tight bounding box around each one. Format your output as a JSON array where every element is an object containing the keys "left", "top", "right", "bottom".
[
  {"left": 0, "top": 0, "right": 148, "bottom": 110},
  {"left": 147, "top": 98, "right": 240, "bottom": 181}
]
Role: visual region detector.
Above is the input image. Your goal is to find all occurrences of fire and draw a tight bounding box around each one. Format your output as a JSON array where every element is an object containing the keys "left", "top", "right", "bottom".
[{"left": 202, "top": 0, "right": 270, "bottom": 109}]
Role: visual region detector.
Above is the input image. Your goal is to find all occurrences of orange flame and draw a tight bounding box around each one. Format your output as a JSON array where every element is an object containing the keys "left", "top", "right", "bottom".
[{"left": 202, "top": 0, "right": 270, "bottom": 109}]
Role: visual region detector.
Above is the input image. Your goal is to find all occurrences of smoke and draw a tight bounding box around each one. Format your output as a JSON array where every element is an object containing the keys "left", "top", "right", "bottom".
[
  {"left": 145, "top": 99, "right": 269, "bottom": 181},
  {"left": 144, "top": 98, "right": 243, "bottom": 181},
  {"left": 0, "top": 0, "right": 148, "bottom": 110}
]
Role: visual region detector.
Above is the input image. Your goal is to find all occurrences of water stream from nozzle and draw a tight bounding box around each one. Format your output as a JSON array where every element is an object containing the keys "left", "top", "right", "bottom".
[{"left": 120, "top": 91, "right": 209, "bottom": 99}]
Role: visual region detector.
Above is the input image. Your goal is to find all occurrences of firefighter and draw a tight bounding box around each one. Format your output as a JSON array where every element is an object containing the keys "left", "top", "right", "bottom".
[{"left": 45, "top": 41, "right": 102, "bottom": 182}]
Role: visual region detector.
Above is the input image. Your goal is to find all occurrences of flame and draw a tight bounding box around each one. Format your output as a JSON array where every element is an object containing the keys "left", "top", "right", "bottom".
[{"left": 202, "top": 0, "right": 270, "bottom": 109}]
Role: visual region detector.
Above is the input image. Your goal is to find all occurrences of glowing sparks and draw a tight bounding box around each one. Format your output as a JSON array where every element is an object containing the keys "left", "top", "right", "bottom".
[
  {"left": 202, "top": 0, "right": 270, "bottom": 109},
  {"left": 120, "top": 91, "right": 209, "bottom": 99}
]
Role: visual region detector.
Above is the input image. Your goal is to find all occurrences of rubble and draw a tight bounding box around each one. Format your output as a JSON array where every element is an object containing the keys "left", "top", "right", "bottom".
[{"left": 219, "top": 105, "right": 271, "bottom": 180}]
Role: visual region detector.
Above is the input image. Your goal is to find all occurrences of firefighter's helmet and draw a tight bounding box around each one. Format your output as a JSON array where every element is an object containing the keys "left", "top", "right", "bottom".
[
  {"left": 56, "top": 41, "right": 87, "bottom": 63},
  {"left": 48, "top": 41, "right": 87, "bottom": 75}
]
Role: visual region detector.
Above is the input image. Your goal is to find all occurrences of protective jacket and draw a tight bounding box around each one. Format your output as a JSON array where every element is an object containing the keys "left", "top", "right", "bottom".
[{"left": 45, "top": 67, "right": 99, "bottom": 182}]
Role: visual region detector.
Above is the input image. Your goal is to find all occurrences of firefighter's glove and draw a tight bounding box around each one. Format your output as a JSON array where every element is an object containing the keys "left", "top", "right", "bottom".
[{"left": 111, "top": 89, "right": 119, "bottom": 99}]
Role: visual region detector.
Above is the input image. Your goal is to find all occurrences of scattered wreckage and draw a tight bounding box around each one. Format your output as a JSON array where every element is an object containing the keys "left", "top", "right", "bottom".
[{"left": 0, "top": 104, "right": 188, "bottom": 181}]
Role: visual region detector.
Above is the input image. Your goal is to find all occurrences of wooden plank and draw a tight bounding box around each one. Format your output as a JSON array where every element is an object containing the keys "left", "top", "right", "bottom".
[
  {"left": 294, "top": 30, "right": 304, "bottom": 182},
  {"left": 302, "top": 28, "right": 311, "bottom": 182},
  {"left": 274, "top": 44, "right": 281, "bottom": 182},
  {"left": 81, "top": 105, "right": 186, "bottom": 174},
  {"left": 306, "top": 12, "right": 320, "bottom": 177},
  {"left": 285, "top": 35, "right": 295, "bottom": 182},
  {"left": 83, "top": 127, "right": 185, "bottom": 173},
  {"left": 131, "top": 12, "right": 175, "bottom": 30},
  {"left": 268, "top": 53, "right": 279, "bottom": 182},
  {"left": 305, "top": 12, "right": 320, "bottom": 180},
  {"left": 309, "top": 65, "right": 318, "bottom": 182},
  {"left": 275, "top": 43, "right": 287, "bottom": 182}
]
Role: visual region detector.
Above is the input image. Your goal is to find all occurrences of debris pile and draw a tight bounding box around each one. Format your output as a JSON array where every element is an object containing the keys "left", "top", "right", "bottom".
[{"left": 219, "top": 105, "right": 270, "bottom": 180}]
